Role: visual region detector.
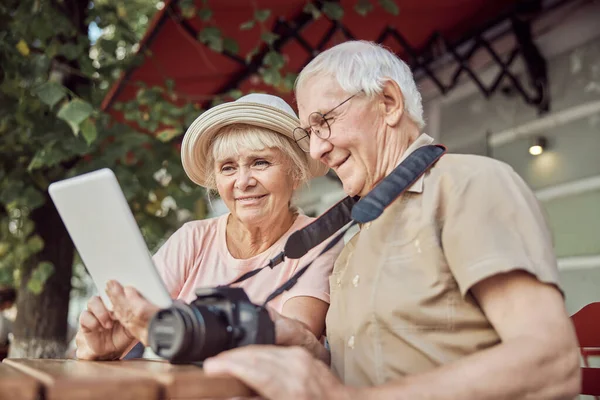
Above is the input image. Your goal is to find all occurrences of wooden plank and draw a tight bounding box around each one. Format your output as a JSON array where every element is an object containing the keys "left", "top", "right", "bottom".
[
  {"left": 105, "top": 359, "right": 254, "bottom": 399},
  {"left": 3, "top": 359, "right": 161, "bottom": 400},
  {"left": 0, "top": 362, "right": 41, "bottom": 400}
]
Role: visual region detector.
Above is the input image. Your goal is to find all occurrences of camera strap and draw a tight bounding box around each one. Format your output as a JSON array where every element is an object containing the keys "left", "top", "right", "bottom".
[{"left": 261, "top": 144, "right": 446, "bottom": 306}]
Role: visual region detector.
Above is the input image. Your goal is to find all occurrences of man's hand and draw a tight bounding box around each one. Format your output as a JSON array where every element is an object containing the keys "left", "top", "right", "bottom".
[
  {"left": 75, "top": 295, "right": 135, "bottom": 360},
  {"left": 203, "top": 346, "right": 358, "bottom": 400},
  {"left": 105, "top": 280, "right": 159, "bottom": 346}
]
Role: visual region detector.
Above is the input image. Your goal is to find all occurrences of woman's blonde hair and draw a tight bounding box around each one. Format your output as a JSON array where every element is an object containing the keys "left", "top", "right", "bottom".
[{"left": 203, "top": 123, "right": 311, "bottom": 191}]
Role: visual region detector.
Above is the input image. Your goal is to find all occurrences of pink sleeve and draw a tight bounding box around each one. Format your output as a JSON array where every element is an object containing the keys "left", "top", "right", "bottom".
[
  {"left": 281, "top": 237, "right": 344, "bottom": 306},
  {"left": 152, "top": 223, "right": 195, "bottom": 299}
]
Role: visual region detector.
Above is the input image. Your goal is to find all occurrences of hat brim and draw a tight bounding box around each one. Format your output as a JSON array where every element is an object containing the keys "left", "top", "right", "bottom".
[{"left": 181, "top": 101, "right": 329, "bottom": 187}]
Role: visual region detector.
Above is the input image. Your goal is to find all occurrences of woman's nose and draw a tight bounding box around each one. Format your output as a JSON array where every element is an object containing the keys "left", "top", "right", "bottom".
[{"left": 234, "top": 168, "right": 256, "bottom": 190}]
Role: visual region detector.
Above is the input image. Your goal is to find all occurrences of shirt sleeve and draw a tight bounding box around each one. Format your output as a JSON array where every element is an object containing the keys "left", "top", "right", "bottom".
[
  {"left": 441, "top": 160, "right": 561, "bottom": 297},
  {"left": 281, "top": 236, "right": 344, "bottom": 306},
  {"left": 152, "top": 223, "right": 195, "bottom": 299}
]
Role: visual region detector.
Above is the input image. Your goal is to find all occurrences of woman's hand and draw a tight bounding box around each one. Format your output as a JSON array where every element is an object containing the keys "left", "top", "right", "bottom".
[
  {"left": 268, "top": 307, "right": 330, "bottom": 364},
  {"left": 75, "top": 295, "right": 136, "bottom": 360},
  {"left": 105, "top": 280, "right": 160, "bottom": 346}
]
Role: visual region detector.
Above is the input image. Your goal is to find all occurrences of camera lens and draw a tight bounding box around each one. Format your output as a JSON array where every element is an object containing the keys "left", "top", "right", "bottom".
[{"left": 148, "top": 303, "right": 231, "bottom": 363}]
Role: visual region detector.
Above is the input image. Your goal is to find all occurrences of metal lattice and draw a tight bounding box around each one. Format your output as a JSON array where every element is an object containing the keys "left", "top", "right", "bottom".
[{"left": 128, "top": 0, "right": 558, "bottom": 114}]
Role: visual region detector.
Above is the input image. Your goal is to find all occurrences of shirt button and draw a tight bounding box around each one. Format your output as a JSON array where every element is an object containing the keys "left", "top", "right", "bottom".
[
  {"left": 347, "top": 335, "right": 355, "bottom": 349},
  {"left": 352, "top": 274, "right": 360, "bottom": 287},
  {"left": 414, "top": 239, "right": 422, "bottom": 253},
  {"left": 336, "top": 276, "right": 342, "bottom": 287}
]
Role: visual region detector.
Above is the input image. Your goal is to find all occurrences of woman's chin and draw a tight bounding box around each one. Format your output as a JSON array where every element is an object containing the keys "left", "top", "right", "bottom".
[{"left": 234, "top": 209, "right": 268, "bottom": 225}]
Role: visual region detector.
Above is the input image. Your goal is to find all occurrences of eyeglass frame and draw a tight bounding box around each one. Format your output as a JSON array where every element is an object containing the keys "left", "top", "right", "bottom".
[{"left": 292, "top": 93, "right": 359, "bottom": 152}]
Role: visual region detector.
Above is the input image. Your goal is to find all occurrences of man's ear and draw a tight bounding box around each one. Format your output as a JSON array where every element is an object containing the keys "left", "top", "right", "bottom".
[{"left": 380, "top": 79, "right": 404, "bottom": 127}]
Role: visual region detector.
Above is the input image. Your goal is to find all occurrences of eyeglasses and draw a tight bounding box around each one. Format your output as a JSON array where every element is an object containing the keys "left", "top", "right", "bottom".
[{"left": 293, "top": 94, "right": 358, "bottom": 152}]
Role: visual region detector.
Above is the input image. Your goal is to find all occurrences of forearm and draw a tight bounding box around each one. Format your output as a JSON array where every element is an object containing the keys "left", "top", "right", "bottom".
[
  {"left": 280, "top": 297, "right": 330, "bottom": 363},
  {"left": 358, "top": 337, "right": 580, "bottom": 400}
]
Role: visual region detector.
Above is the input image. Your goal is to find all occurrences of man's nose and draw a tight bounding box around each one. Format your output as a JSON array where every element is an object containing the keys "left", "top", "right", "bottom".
[
  {"left": 235, "top": 167, "right": 256, "bottom": 190},
  {"left": 309, "top": 132, "right": 333, "bottom": 163}
]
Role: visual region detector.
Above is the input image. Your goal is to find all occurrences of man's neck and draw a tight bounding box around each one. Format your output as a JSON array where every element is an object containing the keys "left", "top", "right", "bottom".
[
  {"left": 226, "top": 210, "right": 296, "bottom": 259},
  {"left": 375, "top": 123, "right": 421, "bottom": 185}
]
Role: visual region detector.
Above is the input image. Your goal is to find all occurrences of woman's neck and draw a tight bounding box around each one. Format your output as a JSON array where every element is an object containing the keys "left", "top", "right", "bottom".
[{"left": 226, "top": 209, "right": 297, "bottom": 259}]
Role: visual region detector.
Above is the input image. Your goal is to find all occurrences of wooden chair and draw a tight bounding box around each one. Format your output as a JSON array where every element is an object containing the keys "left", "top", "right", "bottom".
[{"left": 571, "top": 302, "right": 600, "bottom": 398}]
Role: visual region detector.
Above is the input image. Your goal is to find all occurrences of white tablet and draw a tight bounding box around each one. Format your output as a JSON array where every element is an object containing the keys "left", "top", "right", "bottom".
[{"left": 49, "top": 168, "right": 173, "bottom": 310}]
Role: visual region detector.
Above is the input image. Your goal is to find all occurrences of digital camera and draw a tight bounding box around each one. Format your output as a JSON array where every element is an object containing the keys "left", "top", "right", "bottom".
[{"left": 147, "top": 287, "right": 275, "bottom": 364}]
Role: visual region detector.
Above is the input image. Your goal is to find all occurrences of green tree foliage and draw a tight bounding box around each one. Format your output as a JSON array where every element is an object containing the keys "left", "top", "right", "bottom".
[
  {"left": 0, "top": 0, "right": 204, "bottom": 314},
  {"left": 0, "top": 0, "right": 398, "bottom": 356}
]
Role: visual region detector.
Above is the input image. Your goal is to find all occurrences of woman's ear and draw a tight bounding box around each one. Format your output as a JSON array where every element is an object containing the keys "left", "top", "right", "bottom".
[
  {"left": 292, "top": 177, "right": 301, "bottom": 191},
  {"left": 380, "top": 80, "right": 404, "bottom": 127}
]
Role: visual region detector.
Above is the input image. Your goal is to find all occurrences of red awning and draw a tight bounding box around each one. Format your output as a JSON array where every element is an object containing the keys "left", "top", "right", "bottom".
[{"left": 102, "top": 0, "right": 520, "bottom": 113}]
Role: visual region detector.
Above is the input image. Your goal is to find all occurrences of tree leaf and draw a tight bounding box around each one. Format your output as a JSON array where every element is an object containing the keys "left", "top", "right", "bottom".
[
  {"left": 323, "top": 2, "right": 344, "bottom": 20},
  {"left": 165, "top": 78, "right": 175, "bottom": 92},
  {"left": 98, "top": 38, "right": 118, "bottom": 55},
  {"left": 27, "top": 261, "right": 54, "bottom": 295},
  {"left": 378, "top": 0, "right": 399, "bottom": 15},
  {"left": 32, "top": 82, "right": 66, "bottom": 108},
  {"left": 283, "top": 72, "right": 298, "bottom": 91},
  {"left": 27, "top": 235, "right": 44, "bottom": 253},
  {"left": 21, "top": 187, "right": 45, "bottom": 210},
  {"left": 198, "top": 27, "right": 223, "bottom": 52},
  {"left": 16, "top": 39, "right": 30, "bottom": 56},
  {"left": 27, "top": 141, "right": 70, "bottom": 172},
  {"left": 227, "top": 89, "right": 243, "bottom": 99},
  {"left": 198, "top": 8, "right": 212, "bottom": 21},
  {"left": 156, "top": 128, "right": 181, "bottom": 143},
  {"left": 240, "top": 20, "right": 255, "bottom": 30},
  {"left": 198, "top": 26, "right": 222, "bottom": 42},
  {"left": 57, "top": 99, "right": 94, "bottom": 135},
  {"left": 223, "top": 37, "right": 239, "bottom": 54},
  {"left": 264, "top": 51, "right": 285, "bottom": 69},
  {"left": 261, "top": 32, "right": 280, "bottom": 46},
  {"left": 254, "top": 9, "right": 271, "bottom": 22},
  {"left": 261, "top": 67, "right": 281, "bottom": 86},
  {"left": 181, "top": 5, "right": 196, "bottom": 19},
  {"left": 303, "top": 3, "right": 321, "bottom": 19},
  {"left": 80, "top": 118, "right": 98, "bottom": 146},
  {"left": 354, "top": 0, "right": 374, "bottom": 16},
  {"left": 245, "top": 47, "right": 259, "bottom": 63},
  {"left": 60, "top": 43, "right": 82, "bottom": 60}
]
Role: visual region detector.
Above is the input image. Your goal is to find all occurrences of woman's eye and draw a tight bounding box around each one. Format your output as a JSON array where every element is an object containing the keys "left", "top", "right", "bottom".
[
  {"left": 220, "top": 165, "right": 235, "bottom": 174},
  {"left": 254, "top": 160, "right": 271, "bottom": 168}
]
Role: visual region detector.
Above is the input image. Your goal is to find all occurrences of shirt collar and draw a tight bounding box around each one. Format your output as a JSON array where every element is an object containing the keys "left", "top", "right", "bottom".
[{"left": 397, "top": 133, "right": 435, "bottom": 194}]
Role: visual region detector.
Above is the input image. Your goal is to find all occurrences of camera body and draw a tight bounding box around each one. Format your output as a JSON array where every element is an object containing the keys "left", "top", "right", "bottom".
[{"left": 148, "top": 287, "right": 275, "bottom": 364}]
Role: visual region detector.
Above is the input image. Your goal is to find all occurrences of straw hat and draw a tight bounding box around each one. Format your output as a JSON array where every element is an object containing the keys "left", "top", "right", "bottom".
[{"left": 181, "top": 93, "right": 329, "bottom": 187}]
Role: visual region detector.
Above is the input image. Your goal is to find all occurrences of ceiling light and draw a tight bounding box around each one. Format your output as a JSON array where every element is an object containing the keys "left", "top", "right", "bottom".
[{"left": 529, "top": 136, "right": 547, "bottom": 156}]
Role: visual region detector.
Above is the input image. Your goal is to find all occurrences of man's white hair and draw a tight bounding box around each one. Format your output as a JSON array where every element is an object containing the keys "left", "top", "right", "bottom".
[{"left": 295, "top": 40, "right": 425, "bottom": 130}]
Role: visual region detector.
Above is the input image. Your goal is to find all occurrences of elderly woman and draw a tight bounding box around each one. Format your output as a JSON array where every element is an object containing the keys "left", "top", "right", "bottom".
[{"left": 75, "top": 94, "right": 341, "bottom": 360}]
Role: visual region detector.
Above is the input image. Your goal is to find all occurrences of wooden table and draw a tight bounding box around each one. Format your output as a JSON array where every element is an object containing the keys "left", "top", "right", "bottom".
[{"left": 0, "top": 358, "right": 254, "bottom": 400}]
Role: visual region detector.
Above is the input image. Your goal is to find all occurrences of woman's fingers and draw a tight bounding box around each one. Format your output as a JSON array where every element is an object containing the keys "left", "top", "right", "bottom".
[
  {"left": 86, "top": 296, "right": 113, "bottom": 329},
  {"left": 105, "top": 281, "right": 159, "bottom": 346},
  {"left": 79, "top": 310, "right": 102, "bottom": 333}
]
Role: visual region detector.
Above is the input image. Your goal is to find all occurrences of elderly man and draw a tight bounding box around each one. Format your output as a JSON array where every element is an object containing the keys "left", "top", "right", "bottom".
[{"left": 203, "top": 41, "right": 580, "bottom": 399}]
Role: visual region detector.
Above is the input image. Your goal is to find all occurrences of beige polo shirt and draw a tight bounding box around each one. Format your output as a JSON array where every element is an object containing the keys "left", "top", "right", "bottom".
[{"left": 326, "top": 133, "right": 560, "bottom": 387}]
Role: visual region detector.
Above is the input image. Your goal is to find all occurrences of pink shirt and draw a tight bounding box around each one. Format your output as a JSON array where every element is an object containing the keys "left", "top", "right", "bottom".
[{"left": 152, "top": 213, "right": 342, "bottom": 313}]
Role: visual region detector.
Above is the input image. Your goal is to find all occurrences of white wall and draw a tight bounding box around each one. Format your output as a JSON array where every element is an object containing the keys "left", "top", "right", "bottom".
[{"left": 431, "top": 1, "right": 600, "bottom": 319}]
